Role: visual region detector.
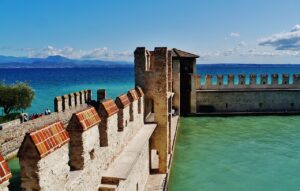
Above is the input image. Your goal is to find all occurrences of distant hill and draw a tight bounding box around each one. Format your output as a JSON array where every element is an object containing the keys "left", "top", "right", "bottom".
[{"left": 0, "top": 55, "right": 133, "bottom": 68}]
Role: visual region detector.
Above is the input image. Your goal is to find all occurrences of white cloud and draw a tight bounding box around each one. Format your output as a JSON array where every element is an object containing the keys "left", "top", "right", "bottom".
[
  {"left": 26, "top": 45, "right": 133, "bottom": 61},
  {"left": 198, "top": 41, "right": 300, "bottom": 61},
  {"left": 259, "top": 24, "right": 300, "bottom": 50},
  {"left": 229, "top": 32, "right": 240, "bottom": 38},
  {"left": 237, "top": 41, "right": 247, "bottom": 47}
]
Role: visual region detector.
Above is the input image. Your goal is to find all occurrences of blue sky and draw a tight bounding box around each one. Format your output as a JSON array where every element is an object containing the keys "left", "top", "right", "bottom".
[{"left": 1, "top": 0, "right": 300, "bottom": 63}]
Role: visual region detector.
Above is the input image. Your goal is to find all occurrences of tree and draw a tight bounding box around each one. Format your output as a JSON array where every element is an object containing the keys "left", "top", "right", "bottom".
[{"left": 0, "top": 82, "right": 35, "bottom": 115}]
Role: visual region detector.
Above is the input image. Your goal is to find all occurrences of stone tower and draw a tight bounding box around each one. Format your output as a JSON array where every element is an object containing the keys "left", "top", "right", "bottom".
[{"left": 134, "top": 47, "right": 199, "bottom": 173}]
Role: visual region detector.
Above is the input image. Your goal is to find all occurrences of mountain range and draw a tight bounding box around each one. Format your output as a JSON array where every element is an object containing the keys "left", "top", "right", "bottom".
[{"left": 0, "top": 55, "right": 133, "bottom": 68}]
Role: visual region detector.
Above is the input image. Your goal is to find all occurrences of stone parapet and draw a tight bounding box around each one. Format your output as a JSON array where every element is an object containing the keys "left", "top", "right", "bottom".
[
  {"left": 198, "top": 73, "right": 300, "bottom": 90},
  {"left": 54, "top": 89, "right": 91, "bottom": 112},
  {"left": 5, "top": 87, "right": 150, "bottom": 191}
]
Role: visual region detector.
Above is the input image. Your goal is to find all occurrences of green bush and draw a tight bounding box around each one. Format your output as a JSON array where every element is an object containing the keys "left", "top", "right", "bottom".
[
  {"left": 0, "top": 113, "right": 21, "bottom": 123},
  {"left": 0, "top": 82, "right": 35, "bottom": 115}
]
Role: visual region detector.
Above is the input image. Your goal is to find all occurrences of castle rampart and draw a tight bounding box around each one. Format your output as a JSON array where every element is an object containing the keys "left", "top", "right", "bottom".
[
  {"left": 0, "top": 46, "right": 194, "bottom": 191},
  {"left": 196, "top": 73, "right": 300, "bottom": 114},
  {"left": 0, "top": 85, "right": 164, "bottom": 191}
]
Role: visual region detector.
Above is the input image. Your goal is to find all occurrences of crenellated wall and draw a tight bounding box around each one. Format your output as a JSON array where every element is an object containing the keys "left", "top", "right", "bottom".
[
  {"left": 1, "top": 87, "right": 157, "bottom": 191},
  {"left": 55, "top": 89, "right": 92, "bottom": 112},
  {"left": 198, "top": 73, "right": 300, "bottom": 90},
  {"left": 0, "top": 89, "right": 91, "bottom": 158},
  {"left": 196, "top": 73, "right": 300, "bottom": 114}
]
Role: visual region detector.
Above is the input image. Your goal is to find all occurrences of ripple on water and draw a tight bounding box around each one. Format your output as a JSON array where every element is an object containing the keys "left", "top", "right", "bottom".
[{"left": 169, "top": 116, "right": 300, "bottom": 191}]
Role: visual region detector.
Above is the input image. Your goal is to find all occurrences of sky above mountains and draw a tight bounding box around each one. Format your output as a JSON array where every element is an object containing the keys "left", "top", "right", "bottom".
[{"left": 1, "top": 0, "right": 300, "bottom": 64}]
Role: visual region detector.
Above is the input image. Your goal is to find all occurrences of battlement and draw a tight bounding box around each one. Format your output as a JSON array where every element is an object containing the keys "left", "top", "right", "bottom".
[
  {"left": 198, "top": 73, "right": 300, "bottom": 90},
  {"left": 54, "top": 89, "right": 92, "bottom": 112},
  {"left": 0, "top": 46, "right": 187, "bottom": 191},
  {"left": 0, "top": 87, "right": 159, "bottom": 191}
]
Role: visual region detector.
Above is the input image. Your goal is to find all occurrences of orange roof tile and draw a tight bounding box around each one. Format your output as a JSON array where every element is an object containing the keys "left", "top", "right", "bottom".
[
  {"left": 0, "top": 154, "right": 12, "bottom": 184},
  {"left": 135, "top": 87, "right": 144, "bottom": 97},
  {"left": 29, "top": 121, "right": 69, "bottom": 158},
  {"left": 116, "top": 94, "right": 130, "bottom": 108},
  {"left": 128, "top": 89, "right": 139, "bottom": 101},
  {"left": 75, "top": 107, "right": 101, "bottom": 130},
  {"left": 101, "top": 99, "right": 119, "bottom": 117}
]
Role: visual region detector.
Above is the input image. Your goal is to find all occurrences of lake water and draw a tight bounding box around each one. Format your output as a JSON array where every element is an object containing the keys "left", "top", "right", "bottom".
[
  {"left": 1, "top": 64, "right": 300, "bottom": 190},
  {"left": 169, "top": 116, "right": 300, "bottom": 191}
]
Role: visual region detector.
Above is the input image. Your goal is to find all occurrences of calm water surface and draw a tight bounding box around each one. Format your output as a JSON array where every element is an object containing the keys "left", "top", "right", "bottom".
[{"left": 169, "top": 116, "right": 300, "bottom": 191}]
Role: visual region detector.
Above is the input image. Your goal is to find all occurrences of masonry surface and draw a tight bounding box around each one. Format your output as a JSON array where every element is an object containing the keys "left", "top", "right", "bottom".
[
  {"left": 0, "top": 46, "right": 197, "bottom": 191},
  {"left": 196, "top": 74, "right": 300, "bottom": 114}
]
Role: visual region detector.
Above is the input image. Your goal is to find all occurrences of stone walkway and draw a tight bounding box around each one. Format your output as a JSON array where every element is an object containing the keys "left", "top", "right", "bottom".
[{"left": 144, "top": 115, "right": 179, "bottom": 191}]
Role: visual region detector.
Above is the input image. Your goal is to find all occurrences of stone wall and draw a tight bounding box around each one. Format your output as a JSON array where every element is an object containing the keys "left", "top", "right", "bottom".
[
  {"left": 197, "top": 89, "right": 300, "bottom": 113},
  {"left": 135, "top": 47, "right": 170, "bottom": 173},
  {"left": 195, "top": 73, "right": 300, "bottom": 113},
  {"left": 198, "top": 73, "right": 300, "bottom": 90},
  {"left": 0, "top": 119, "right": 21, "bottom": 130},
  {"left": 4, "top": 87, "right": 156, "bottom": 191},
  {"left": 117, "top": 142, "right": 149, "bottom": 191},
  {"left": 0, "top": 104, "right": 87, "bottom": 157}
]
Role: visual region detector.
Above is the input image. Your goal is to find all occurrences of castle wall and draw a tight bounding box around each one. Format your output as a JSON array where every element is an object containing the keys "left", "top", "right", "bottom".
[
  {"left": 197, "top": 90, "right": 300, "bottom": 113},
  {"left": 10, "top": 87, "right": 154, "bottom": 191},
  {"left": 172, "top": 59, "right": 180, "bottom": 114},
  {"left": 66, "top": 125, "right": 103, "bottom": 191},
  {"left": 0, "top": 104, "right": 87, "bottom": 157},
  {"left": 195, "top": 74, "right": 300, "bottom": 113},
  {"left": 135, "top": 47, "right": 170, "bottom": 173},
  {"left": 0, "top": 119, "right": 21, "bottom": 130},
  {"left": 198, "top": 74, "right": 300, "bottom": 90},
  {"left": 117, "top": 141, "right": 149, "bottom": 191},
  {"left": 37, "top": 144, "right": 69, "bottom": 191}
]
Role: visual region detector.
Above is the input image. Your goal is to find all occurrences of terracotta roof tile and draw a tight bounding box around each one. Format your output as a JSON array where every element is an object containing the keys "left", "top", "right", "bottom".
[
  {"left": 115, "top": 94, "right": 130, "bottom": 108},
  {"left": 29, "top": 121, "right": 69, "bottom": 158},
  {"left": 127, "top": 89, "right": 139, "bottom": 101},
  {"left": 101, "top": 99, "right": 119, "bottom": 117},
  {"left": 0, "top": 155, "right": 12, "bottom": 184},
  {"left": 135, "top": 87, "right": 144, "bottom": 97},
  {"left": 75, "top": 107, "right": 101, "bottom": 130}
]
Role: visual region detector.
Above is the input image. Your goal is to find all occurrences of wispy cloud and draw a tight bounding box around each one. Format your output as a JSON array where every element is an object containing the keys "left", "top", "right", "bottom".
[
  {"left": 25, "top": 45, "right": 133, "bottom": 61},
  {"left": 198, "top": 40, "right": 300, "bottom": 61},
  {"left": 229, "top": 32, "right": 240, "bottom": 38},
  {"left": 259, "top": 25, "right": 300, "bottom": 50}
]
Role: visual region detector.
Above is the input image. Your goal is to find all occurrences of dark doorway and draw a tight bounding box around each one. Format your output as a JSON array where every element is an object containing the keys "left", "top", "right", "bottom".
[{"left": 180, "top": 58, "right": 194, "bottom": 116}]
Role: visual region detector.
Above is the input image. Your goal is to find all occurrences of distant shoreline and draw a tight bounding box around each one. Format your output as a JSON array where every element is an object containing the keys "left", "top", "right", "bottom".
[{"left": 1, "top": 63, "right": 300, "bottom": 69}]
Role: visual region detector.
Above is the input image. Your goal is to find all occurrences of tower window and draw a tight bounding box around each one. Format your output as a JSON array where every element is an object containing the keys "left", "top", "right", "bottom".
[
  {"left": 89, "top": 149, "right": 95, "bottom": 160},
  {"left": 145, "top": 53, "right": 151, "bottom": 71}
]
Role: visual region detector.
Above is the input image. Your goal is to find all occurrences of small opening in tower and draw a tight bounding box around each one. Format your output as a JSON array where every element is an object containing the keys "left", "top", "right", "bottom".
[
  {"left": 146, "top": 53, "right": 151, "bottom": 71},
  {"left": 89, "top": 149, "right": 95, "bottom": 160},
  {"left": 291, "top": 103, "right": 294, "bottom": 107},
  {"left": 259, "top": 103, "right": 263, "bottom": 108}
]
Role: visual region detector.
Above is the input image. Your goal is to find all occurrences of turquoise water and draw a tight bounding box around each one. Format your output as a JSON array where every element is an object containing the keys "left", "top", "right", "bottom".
[
  {"left": 0, "top": 68, "right": 134, "bottom": 114},
  {"left": 169, "top": 116, "right": 300, "bottom": 191}
]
